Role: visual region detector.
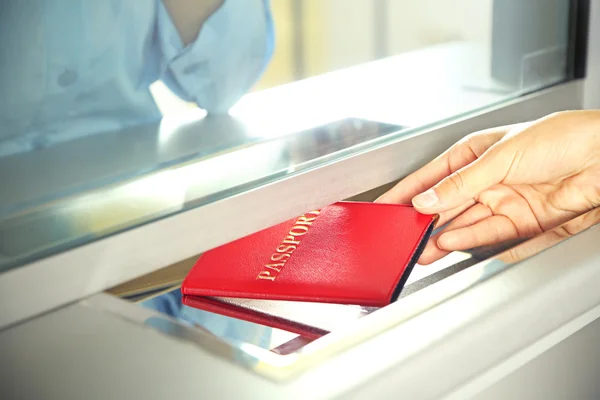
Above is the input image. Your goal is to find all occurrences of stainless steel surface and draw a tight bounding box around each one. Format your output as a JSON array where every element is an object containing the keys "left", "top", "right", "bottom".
[
  {"left": 1, "top": 208, "right": 599, "bottom": 400},
  {"left": 0, "top": 79, "right": 583, "bottom": 331},
  {"left": 476, "top": 315, "right": 600, "bottom": 399},
  {"left": 0, "top": 298, "right": 286, "bottom": 400}
]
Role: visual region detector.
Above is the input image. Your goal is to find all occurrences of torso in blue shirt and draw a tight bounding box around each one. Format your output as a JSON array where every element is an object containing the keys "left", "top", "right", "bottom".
[{"left": 0, "top": 0, "right": 274, "bottom": 157}]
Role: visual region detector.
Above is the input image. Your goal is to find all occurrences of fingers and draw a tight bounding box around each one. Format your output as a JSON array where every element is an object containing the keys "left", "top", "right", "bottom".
[
  {"left": 377, "top": 129, "right": 507, "bottom": 206},
  {"left": 442, "top": 203, "right": 494, "bottom": 231},
  {"left": 411, "top": 145, "right": 510, "bottom": 214},
  {"left": 418, "top": 243, "right": 451, "bottom": 265},
  {"left": 376, "top": 132, "right": 491, "bottom": 204},
  {"left": 435, "top": 199, "right": 477, "bottom": 227},
  {"left": 418, "top": 203, "right": 491, "bottom": 264},
  {"left": 437, "top": 214, "right": 520, "bottom": 251},
  {"left": 375, "top": 151, "right": 455, "bottom": 204}
]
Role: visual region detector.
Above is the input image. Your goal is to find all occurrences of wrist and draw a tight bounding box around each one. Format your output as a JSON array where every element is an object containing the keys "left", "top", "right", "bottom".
[
  {"left": 579, "top": 111, "right": 600, "bottom": 170},
  {"left": 573, "top": 110, "right": 600, "bottom": 206},
  {"left": 548, "top": 110, "right": 600, "bottom": 166}
]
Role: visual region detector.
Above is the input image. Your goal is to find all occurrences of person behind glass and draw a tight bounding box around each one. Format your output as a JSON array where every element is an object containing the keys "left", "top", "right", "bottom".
[
  {"left": 0, "top": 0, "right": 274, "bottom": 347},
  {"left": 0, "top": 0, "right": 274, "bottom": 156},
  {"left": 377, "top": 111, "right": 600, "bottom": 264}
]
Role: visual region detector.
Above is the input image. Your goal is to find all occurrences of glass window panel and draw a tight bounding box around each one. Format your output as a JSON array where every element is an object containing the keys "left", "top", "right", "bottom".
[{"left": 0, "top": 0, "right": 575, "bottom": 271}]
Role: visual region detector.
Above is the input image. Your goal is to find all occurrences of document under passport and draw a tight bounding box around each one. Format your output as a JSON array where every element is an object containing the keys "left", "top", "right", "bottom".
[{"left": 182, "top": 202, "right": 437, "bottom": 338}]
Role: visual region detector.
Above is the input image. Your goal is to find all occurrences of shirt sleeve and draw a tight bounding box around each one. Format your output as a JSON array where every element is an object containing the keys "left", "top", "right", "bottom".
[{"left": 155, "top": 0, "right": 274, "bottom": 113}]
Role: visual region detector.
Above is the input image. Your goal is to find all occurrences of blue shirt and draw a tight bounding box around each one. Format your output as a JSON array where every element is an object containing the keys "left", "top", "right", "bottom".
[{"left": 0, "top": 0, "right": 274, "bottom": 157}]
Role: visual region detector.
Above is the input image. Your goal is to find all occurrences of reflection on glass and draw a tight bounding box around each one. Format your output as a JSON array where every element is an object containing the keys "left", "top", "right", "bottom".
[{"left": 1, "top": 0, "right": 572, "bottom": 271}]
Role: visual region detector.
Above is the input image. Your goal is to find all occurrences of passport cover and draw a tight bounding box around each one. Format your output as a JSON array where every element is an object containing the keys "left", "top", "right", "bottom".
[{"left": 182, "top": 202, "right": 437, "bottom": 306}]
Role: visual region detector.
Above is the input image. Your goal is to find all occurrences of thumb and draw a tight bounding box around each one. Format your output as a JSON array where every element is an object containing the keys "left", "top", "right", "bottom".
[{"left": 411, "top": 146, "right": 509, "bottom": 214}]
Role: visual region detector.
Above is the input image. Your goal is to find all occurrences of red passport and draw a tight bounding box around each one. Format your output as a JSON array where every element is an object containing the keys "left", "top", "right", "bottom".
[{"left": 182, "top": 202, "right": 437, "bottom": 307}]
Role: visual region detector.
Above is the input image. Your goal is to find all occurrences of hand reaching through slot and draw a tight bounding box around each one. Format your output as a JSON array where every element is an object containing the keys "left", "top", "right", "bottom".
[
  {"left": 376, "top": 110, "right": 600, "bottom": 265},
  {"left": 496, "top": 207, "right": 600, "bottom": 264}
]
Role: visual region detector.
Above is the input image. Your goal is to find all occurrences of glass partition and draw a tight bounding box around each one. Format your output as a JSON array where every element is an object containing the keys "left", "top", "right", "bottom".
[{"left": 0, "top": 0, "right": 578, "bottom": 272}]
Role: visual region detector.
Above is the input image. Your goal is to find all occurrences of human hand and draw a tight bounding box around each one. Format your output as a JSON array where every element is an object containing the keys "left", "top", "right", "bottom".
[
  {"left": 376, "top": 110, "right": 600, "bottom": 264},
  {"left": 496, "top": 207, "right": 600, "bottom": 265}
]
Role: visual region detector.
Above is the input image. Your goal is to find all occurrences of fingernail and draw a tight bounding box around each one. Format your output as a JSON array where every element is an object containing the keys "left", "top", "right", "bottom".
[{"left": 413, "top": 189, "right": 438, "bottom": 208}]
